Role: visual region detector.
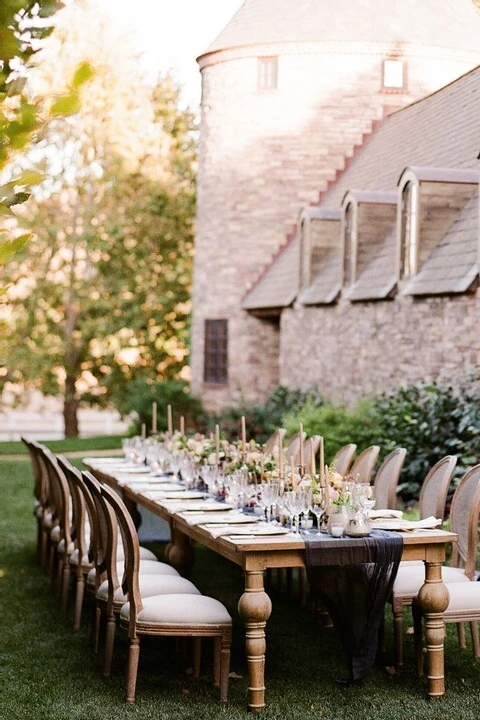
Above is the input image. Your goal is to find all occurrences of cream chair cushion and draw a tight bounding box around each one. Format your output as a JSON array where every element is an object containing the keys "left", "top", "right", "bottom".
[
  {"left": 121, "top": 593, "right": 232, "bottom": 626},
  {"left": 393, "top": 564, "right": 470, "bottom": 598},
  {"left": 97, "top": 574, "right": 200, "bottom": 607}
]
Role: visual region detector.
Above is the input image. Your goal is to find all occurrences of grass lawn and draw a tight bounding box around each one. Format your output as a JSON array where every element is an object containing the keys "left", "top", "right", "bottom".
[{"left": 1, "top": 446, "right": 479, "bottom": 719}]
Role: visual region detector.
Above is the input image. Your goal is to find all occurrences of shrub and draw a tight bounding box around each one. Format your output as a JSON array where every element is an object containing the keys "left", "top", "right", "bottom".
[
  {"left": 283, "top": 398, "right": 381, "bottom": 464},
  {"left": 113, "top": 378, "right": 205, "bottom": 435},
  {"left": 209, "top": 386, "right": 324, "bottom": 444},
  {"left": 370, "top": 379, "right": 480, "bottom": 502}
]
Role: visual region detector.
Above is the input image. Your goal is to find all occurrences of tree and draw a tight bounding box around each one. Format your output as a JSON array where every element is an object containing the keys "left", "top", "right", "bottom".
[
  {"left": 0, "top": 1, "right": 63, "bottom": 271},
  {"left": 1, "top": 1, "right": 197, "bottom": 437}
]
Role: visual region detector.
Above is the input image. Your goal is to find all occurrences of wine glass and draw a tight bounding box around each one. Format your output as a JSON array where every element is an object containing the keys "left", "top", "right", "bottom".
[{"left": 311, "top": 487, "right": 325, "bottom": 534}]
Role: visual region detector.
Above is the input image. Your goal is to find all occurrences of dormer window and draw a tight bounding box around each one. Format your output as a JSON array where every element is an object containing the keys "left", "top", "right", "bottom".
[
  {"left": 382, "top": 58, "right": 406, "bottom": 92},
  {"left": 258, "top": 57, "right": 278, "bottom": 90},
  {"left": 399, "top": 181, "right": 419, "bottom": 278},
  {"left": 397, "top": 166, "right": 479, "bottom": 296},
  {"left": 343, "top": 202, "right": 355, "bottom": 285}
]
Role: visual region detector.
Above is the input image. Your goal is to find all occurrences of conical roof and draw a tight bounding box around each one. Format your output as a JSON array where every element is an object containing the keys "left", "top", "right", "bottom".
[{"left": 200, "top": 0, "right": 480, "bottom": 57}]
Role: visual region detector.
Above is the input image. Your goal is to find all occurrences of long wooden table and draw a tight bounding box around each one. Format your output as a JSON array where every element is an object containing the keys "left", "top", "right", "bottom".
[{"left": 87, "top": 462, "right": 457, "bottom": 712}]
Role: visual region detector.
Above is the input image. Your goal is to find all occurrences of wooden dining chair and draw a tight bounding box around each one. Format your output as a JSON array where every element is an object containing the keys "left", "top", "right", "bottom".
[
  {"left": 373, "top": 447, "right": 406, "bottom": 510},
  {"left": 263, "top": 428, "right": 286, "bottom": 455},
  {"left": 98, "top": 479, "right": 233, "bottom": 702},
  {"left": 412, "top": 464, "right": 480, "bottom": 672},
  {"left": 284, "top": 430, "right": 307, "bottom": 466},
  {"left": 22, "top": 437, "right": 51, "bottom": 569},
  {"left": 348, "top": 445, "right": 380, "bottom": 484},
  {"left": 390, "top": 454, "right": 458, "bottom": 666},
  {"left": 330, "top": 443, "right": 357, "bottom": 476},
  {"left": 80, "top": 471, "right": 185, "bottom": 655}
]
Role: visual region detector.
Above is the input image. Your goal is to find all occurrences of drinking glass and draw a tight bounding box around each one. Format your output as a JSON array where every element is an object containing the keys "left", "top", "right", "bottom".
[{"left": 311, "top": 487, "right": 325, "bottom": 534}]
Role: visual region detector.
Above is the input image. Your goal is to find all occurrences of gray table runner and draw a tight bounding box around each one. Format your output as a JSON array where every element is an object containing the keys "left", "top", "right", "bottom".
[{"left": 304, "top": 529, "right": 403, "bottom": 681}]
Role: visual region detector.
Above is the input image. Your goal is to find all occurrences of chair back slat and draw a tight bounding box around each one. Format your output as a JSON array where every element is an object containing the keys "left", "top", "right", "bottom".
[
  {"left": 331, "top": 443, "right": 357, "bottom": 476},
  {"left": 349, "top": 445, "right": 380, "bottom": 484},
  {"left": 373, "top": 448, "right": 406, "bottom": 509},
  {"left": 449, "top": 464, "right": 480, "bottom": 578},
  {"left": 419, "top": 455, "right": 457, "bottom": 521}
]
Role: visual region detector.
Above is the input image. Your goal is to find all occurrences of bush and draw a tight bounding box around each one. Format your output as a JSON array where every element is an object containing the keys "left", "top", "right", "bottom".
[
  {"left": 209, "top": 386, "right": 324, "bottom": 444},
  {"left": 370, "top": 380, "right": 480, "bottom": 502},
  {"left": 113, "top": 378, "right": 205, "bottom": 435},
  {"left": 283, "top": 398, "right": 381, "bottom": 464}
]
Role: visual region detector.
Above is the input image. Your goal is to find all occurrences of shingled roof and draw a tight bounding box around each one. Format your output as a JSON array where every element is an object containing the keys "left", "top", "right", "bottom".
[{"left": 201, "top": 0, "right": 480, "bottom": 58}]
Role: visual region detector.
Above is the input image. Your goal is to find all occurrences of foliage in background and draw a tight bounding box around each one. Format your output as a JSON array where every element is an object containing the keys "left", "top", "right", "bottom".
[
  {"left": 1, "top": 1, "right": 197, "bottom": 438},
  {"left": 115, "top": 378, "right": 205, "bottom": 436},
  {"left": 209, "top": 386, "right": 324, "bottom": 444},
  {"left": 283, "top": 397, "right": 381, "bottom": 464},
  {"left": 370, "top": 379, "right": 480, "bottom": 501}
]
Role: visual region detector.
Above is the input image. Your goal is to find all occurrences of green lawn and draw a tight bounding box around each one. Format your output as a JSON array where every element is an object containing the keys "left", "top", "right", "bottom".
[{"left": 1, "top": 449, "right": 479, "bottom": 719}]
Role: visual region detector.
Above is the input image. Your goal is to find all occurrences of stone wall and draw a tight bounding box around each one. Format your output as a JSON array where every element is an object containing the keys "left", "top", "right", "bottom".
[
  {"left": 192, "top": 40, "right": 480, "bottom": 410},
  {"left": 280, "top": 291, "right": 480, "bottom": 406}
]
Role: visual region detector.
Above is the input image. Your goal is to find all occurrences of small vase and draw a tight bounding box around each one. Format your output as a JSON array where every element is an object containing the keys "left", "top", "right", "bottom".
[{"left": 327, "top": 505, "right": 349, "bottom": 535}]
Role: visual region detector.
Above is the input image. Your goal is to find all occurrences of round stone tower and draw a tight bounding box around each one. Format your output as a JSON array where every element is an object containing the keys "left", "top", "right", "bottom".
[{"left": 191, "top": 0, "right": 480, "bottom": 410}]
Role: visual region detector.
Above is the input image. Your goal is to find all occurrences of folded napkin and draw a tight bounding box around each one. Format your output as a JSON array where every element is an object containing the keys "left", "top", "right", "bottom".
[
  {"left": 369, "top": 509, "right": 404, "bottom": 520},
  {"left": 83, "top": 456, "right": 125, "bottom": 465},
  {"left": 143, "top": 490, "right": 206, "bottom": 500},
  {"left": 178, "top": 510, "right": 246, "bottom": 525},
  {"left": 371, "top": 515, "right": 442, "bottom": 531},
  {"left": 207, "top": 524, "right": 289, "bottom": 538},
  {"left": 163, "top": 500, "right": 233, "bottom": 513}
]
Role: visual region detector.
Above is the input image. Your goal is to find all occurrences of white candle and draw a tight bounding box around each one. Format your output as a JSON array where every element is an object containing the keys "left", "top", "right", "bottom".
[
  {"left": 319, "top": 437, "right": 325, "bottom": 486},
  {"left": 215, "top": 424, "right": 220, "bottom": 461},
  {"left": 299, "top": 423, "right": 304, "bottom": 469},
  {"left": 141, "top": 423, "right": 146, "bottom": 440},
  {"left": 180, "top": 415, "right": 185, "bottom": 435},
  {"left": 311, "top": 438, "right": 316, "bottom": 476},
  {"left": 241, "top": 416, "right": 247, "bottom": 455},
  {"left": 152, "top": 401, "right": 157, "bottom": 434},
  {"left": 278, "top": 429, "right": 284, "bottom": 478},
  {"left": 167, "top": 404, "right": 173, "bottom": 435}
]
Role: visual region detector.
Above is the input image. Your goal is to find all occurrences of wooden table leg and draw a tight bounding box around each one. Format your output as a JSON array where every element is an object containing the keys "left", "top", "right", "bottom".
[
  {"left": 238, "top": 569, "right": 272, "bottom": 712},
  {"left": 416, "top": 557, "right": 450, "bottom": 699},
  {"left": 166, "top": 526, "right": 195, "bottom": 577}
]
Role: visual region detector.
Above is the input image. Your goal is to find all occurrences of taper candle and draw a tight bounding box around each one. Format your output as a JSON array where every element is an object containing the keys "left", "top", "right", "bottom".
[
  {"left": 278, "top": 429, "right": 284, "bottom": 478},
  {"left": 167, "top": 404, "right": 173, "bottom": 435},
  {"left": 311, "top": 438, "right": 316, "bottom": 476},
  {"left": 241, "top": 416, "right": 247, "bottom": 454},
  {"left": 141, "top": 423, "right": 146, "bottom": 440},
  {"left": 152, "top": 401, "right": 157, "bottom": 434},
  {"left": 299, "top": 423, "right": 304, "bottom": 469},
  {"left": 215, "top": 424, "right": 220, "bottom": 461},
  {"left": 290, "top": 456, "right": 296, "bottom": 488},
  {"left": 180, "top": 415, "right": 185, "bottom": 435},
  {"left": 319, "top": 437, "right": 325, "bottom": 485}
]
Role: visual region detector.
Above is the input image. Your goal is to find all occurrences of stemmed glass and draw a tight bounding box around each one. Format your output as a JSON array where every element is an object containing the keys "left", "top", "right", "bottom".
[
  {"left": 311, "top": 487, "right": 325, "bottom": 534},
  {"left": 257, "top": 480, "right": 280, "bottom": 522},
  {"left": 284, "top": 488, "right": 304, "bottom": 534},
  {"left": 356, "top": 484, "right": 376, "bottom": 512}
]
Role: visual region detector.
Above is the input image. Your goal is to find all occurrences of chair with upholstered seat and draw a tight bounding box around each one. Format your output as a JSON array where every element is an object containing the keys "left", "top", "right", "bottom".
[
  {"left": 284, "top": 430, "right": 307, "bottom": 466},
  {"left": 80, "top": 471, "right": 185, "bottom": 654},
  {"left": 97, "top": 477, "right": 232, "bottom": 702},
  {"left": 348, "top": 445, "right": 380, "bottom": 484},
  {"left": 390, "top": 454, "right": 458, "bottom": 666},
  {"left": 373, "top": 448, "right": 407, "bottom": 510},
  {"left": 330, "top": 443, "right": 357, "bottom": 476},
  {"left": 412, "top": 464, "right": 480, "bottom": 672}
]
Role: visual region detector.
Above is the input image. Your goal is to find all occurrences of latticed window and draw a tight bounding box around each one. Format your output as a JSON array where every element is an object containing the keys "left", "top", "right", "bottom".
[
  {"left": 343, "top": 202, "right": 354, "bottom": 285},
  {"left": 258, "top": 57, "right": 278, "bottom": 90},
  {"left": 400, "top": 182, "right": 417, "bottom": 278},
  {"left": 204, "top": 320, "right": 228, "bottom": 384}
]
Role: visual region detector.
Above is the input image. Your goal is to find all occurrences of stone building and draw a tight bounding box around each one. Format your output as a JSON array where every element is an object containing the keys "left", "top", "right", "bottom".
[{"left": 191, "top": 0, "right": 480, "bottom": 410}]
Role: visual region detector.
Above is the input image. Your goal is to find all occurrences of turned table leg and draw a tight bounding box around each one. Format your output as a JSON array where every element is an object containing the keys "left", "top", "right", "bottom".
[
  {"left": 238, "top": 569, "right": 272, "bottom": 712},
  {"left": 416, "top": 558, "right": 450, "bottom": 699},
  {"left": 166, "top": 526, "right": 195, "bottom": 577}
]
